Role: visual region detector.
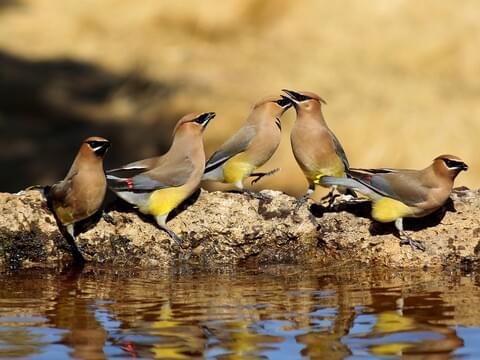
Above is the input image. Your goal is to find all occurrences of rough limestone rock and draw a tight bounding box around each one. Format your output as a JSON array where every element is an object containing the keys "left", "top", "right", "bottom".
[{"left": 0, "top": 188, "right": 480, "bottom": 270}]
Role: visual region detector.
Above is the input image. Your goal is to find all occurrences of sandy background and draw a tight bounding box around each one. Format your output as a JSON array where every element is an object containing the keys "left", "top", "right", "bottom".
[{"left": 0, "top": 0, "right": 478, "bottom": 195}]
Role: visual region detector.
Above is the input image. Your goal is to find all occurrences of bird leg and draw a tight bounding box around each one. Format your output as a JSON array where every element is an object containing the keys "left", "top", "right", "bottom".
[
  {"left": 320, "top": 186, "right": 359, "bottom": 208},
  {"left": 319, "top": 189, "right": 341, "bottom": 208},
  {"left": 250, "top": 168, "right": 280, "bottom": 185},
  {"left": 65, "top": 224, "right": 86, "bottom": 262},
  {"left": 395, "top": 218, "right": 426, "bottom": 251},
  {"left": 155, "top": 215, "right": 183, "bottom": 246}
]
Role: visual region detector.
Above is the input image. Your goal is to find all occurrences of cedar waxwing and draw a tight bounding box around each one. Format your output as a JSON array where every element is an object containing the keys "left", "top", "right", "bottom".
[
  {"left": 107, "top": 112, "right": 215, "bottom": 244},
  {"left": 282, "top": 89, "right": 351, "bottom": 208},
  {"left": 320, "top": 155, "right": 468, "bottom": 251},
  {"left": 202, "top": 95, "right": 291, "bottom": 198},
  {"left": 48, "top": 136, "right": 110, "bottom": 253}
]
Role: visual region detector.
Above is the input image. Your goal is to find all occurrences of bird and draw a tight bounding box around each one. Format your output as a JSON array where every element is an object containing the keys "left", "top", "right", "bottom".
[
  {"left": 107, "top": 112, "right": 215, "bottom": 244},
  {"left": 281, "top": 89, "right": 351, "bottom": 208},
  {"left": 320, "top": 155, "right": 468, "bottom": 251},
  {"left": 48, "top": 136, "right": 110, "bottom": 259},
  {"left": 202, "top": 95, "right": 292, "bottom": 198}
]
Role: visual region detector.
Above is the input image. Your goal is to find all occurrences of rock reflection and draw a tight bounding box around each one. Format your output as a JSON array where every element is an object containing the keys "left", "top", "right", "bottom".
[{"left": 0, "top": 266, "right": 478, "bottom": 359}]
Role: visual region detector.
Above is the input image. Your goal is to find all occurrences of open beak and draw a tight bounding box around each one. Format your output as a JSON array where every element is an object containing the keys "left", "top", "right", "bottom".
[
  {"left": 281, "top": 89, "right": 326, "bottom": 104},
  {"left": 281, "top": 89, "right": 307, "bottom": 103}
]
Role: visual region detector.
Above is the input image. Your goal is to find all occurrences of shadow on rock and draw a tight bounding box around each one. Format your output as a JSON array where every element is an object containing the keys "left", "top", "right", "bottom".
[
  {"left": 310, "top": 199, "right": 372, "bottom": 220},
  {"left": 310, "top": 197, "right": 457, "bottom": 239}
]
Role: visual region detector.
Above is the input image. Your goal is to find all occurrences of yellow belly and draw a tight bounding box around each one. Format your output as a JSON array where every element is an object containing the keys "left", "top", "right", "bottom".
[
  {"left": 372, "top": 197, "right": 414, "bottom": 223},
  {"left": 307, "top": 159, "right": 346, "bottom": 186},
  {"left": 223, "top": 155, "right": 255, "bottom": 184},
  {"left": 141, "top": 186, "right": 188, "bottom": 217}
]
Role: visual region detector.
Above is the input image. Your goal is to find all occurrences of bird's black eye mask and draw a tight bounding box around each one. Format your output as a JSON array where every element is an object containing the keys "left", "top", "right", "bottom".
[
  {"left": 86, "top": 140, "right": 110, "bottom": 156},
  {"left": 86, "top": 140, "right": 108, "bottom": 148},
  {"left": 276, "top": 98, "right": 292, "bottom": 108},
  {"left": 292, "top": 93, "right": 311, "bottom": 102},
  {"left": 194, "top": 112, "right": 216, "bottom": 125},
  {"left": 442, "top": 158, "right": 467, "bottom": 170}
]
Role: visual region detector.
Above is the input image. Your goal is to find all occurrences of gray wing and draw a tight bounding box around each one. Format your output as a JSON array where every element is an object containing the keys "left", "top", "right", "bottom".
[
  {"left": 349, "top": 169, "right": 429, "bottom": 206},
  {"left": 204, "top": 125, "right": 256, "bottom": 173},
  {"left": 108, "top": 156, "right": 193, "bottom": 192},
  {"left": 329, "top": 130, "right": 350, "bottom": 170}
]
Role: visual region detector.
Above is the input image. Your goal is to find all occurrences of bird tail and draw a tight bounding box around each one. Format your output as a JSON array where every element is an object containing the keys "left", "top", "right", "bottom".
[
  {"left": 320, "top": 176, "right": 358, "bottom": 189},
  {"left": 202, "top": 166, "right": 224, "bottom": 182},
  {"left": 321, "top": 175, "right": 380, "bottom": 199},
  {"left": 106, "top": 175, "right": 134, "bottom": 192},
  {"left": 21, "top": 184, "right": 51, "bottom": 198}
]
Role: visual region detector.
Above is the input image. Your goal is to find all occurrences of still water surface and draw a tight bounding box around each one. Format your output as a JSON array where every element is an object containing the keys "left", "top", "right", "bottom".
[{"left": 0, "top": 265, "right": 479, "bottom": 359}]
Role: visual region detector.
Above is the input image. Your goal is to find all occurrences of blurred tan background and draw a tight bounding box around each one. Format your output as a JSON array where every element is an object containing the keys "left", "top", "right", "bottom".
[{"left": 0, "top": 0, "right": 478, "bottom": 195}]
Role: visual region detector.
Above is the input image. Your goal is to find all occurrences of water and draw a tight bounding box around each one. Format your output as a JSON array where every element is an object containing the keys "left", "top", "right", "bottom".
[{"left": 0, "top": 265, "right": 479, "bottom": 359}]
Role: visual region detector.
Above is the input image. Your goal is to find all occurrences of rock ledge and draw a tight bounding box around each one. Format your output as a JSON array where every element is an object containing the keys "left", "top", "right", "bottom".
[{"left": 1, "top": 189, "right": 479, "bottom": 270}]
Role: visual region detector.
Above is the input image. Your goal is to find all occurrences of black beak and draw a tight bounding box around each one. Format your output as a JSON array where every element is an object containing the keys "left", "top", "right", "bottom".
[
  {"left": 459, "top": 163, "right": 469, "bottom": 171},
  {"left": 282, "top": 89, "right": 311, "bottom": 102},
  {"left": 195, "top": 112, "right": 216, "bottom": 127}
]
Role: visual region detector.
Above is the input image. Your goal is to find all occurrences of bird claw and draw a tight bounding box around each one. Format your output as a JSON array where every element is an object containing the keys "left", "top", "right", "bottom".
[
  {"left": 250, "top": 168, "right": 280, "bottom": 185},
  {"left": 242, "top": 189, "right": 272, "bottom": 201},
  {"left": 399, "top": 236, "right": 426, "bottom": 252}
]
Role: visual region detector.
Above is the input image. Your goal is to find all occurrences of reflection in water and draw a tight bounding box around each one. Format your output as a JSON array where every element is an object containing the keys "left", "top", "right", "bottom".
[{"left": 0, "top": 266, "right": 479, "bottom": 359}]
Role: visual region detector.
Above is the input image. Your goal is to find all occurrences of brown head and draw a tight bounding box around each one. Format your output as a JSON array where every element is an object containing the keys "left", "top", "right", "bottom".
[
  {"left": 252, "top": 95, "right": 293, "bottom": 117},
  {"left": 432, "top": 154, "right": 468, "bottom": 180},
  {"left": 80, "top": 136, "right": 110, "bottom": 159},
  {"left": 281, "top": 89, "right": 327, "bottom": 118},
  {"left": 173, "top": 112, "right": 216, "bottom": 137}
]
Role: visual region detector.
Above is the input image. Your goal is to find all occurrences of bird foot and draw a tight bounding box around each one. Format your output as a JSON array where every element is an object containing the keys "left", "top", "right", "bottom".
[
  {"left": 160, "top": 226, "right": 189, "bottom": 249},
  {"left": 242, "top": 190, "right": 272, "bottom": 201},
  {"left": 399, "top": 235, "right": 426, "bottom": 252},
  {"left": 294, "top": 195, "right": 310, "bottom": 212},
  {"left": 250, "top": 168, "right": 280, "bottom": 185}
]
